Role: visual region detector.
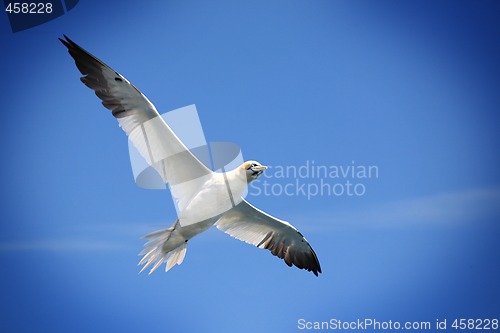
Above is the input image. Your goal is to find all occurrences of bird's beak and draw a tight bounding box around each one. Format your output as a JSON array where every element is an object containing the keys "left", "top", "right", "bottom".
[{"left": 252, "top": 165, "right": 268, "bottom": 172}]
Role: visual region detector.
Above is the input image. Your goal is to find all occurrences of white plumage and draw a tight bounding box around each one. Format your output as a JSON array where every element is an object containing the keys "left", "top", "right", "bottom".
[{"left": 60, "top": 35, "right": 321, "bottom": 276}]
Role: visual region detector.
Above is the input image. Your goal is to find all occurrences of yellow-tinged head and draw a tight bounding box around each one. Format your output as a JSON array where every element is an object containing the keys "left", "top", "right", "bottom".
[{"left": 241, "top": 160, "right": 267, "bottom": 183}]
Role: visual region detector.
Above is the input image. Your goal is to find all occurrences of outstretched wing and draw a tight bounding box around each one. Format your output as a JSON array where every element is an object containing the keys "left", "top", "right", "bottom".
[
  {"left": 59, "top": 35, "right": 211, "bottom": 186},
  {"left": 216, "top": 199, "right": 321, "bottom": 276}
]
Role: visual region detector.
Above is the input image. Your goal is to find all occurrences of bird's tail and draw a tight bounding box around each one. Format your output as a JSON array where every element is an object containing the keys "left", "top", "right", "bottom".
[{"left": 138, "top": 227, "right": 187, "bottom": 274}]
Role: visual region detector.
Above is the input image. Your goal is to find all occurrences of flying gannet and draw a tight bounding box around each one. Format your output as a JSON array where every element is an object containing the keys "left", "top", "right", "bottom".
[{"left": 60, "top": 35, "right": 321, "bottom": 276}]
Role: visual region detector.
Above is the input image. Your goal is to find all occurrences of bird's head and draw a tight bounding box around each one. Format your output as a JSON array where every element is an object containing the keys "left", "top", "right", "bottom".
[{"left": 241, "top": 160, "right": 267, "bottom": 183}]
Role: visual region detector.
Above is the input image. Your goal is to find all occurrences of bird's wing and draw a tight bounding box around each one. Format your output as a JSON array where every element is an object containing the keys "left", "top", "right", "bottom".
[
  {"left": 216, "top": 199, "right": 321, "bottom": 276},
  {"left": 59, "top": 35, "right": 211, "bottom": 185}
]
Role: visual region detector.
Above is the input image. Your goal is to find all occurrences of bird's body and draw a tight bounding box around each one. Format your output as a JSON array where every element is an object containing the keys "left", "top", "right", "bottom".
[
  {"left": 60, "top": 35, "right": 322, "bottom": 276},
  {"left": 175, "top": 164, "right": 248, "bottom": 227}
]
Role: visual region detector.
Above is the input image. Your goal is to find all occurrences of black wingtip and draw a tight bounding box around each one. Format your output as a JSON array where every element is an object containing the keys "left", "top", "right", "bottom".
[
  {"left": 58, "top": 35, "right": 79, "bottom": 51},
  {"left": 58, "top": 35, "right": 110, "bottom": 73},
  {"left": 58, "top": 36, "right": 69, "bottom": 48},
  {"left": 309, "top": 246, "right": 322, "bottom": 276},
  {"left": 59, "top": 34, "right": 78, "bottom": 49},
  {"left": 311, "top": 266, "right": 321, "bottom": 277},
  {"left": 62, "top": 34, "right": 76, "bottom": 46}
]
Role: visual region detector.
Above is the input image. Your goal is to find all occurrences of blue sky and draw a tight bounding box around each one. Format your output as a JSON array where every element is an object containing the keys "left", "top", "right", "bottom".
[{"left": 1, "top": 1, "right": 499, "bottom": 332}]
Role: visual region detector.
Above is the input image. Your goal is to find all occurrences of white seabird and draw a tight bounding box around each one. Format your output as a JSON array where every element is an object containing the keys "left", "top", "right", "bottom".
[{"left": 60, "top": 35, "right": 321, "bottom": 276}]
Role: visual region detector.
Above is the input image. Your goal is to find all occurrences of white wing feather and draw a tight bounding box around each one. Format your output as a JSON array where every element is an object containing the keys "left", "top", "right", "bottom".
[
  {"left": 60, "top": 35, "right": 211, "bottom": 186},
  {"left": 216, "top": 199, "right": 321, "bottom": 276}
]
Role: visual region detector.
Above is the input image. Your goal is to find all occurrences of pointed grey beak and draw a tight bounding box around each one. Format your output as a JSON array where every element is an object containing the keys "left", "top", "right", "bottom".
[{"left": 252, "top": 165, "right": 268, "bottom": 172}]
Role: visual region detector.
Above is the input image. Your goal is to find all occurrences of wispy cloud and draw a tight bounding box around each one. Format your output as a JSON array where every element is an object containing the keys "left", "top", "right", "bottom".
[
  {"left": 0, "top": 221, "right": 171, "bottom": 253},
  {"left": 300, "top": 187, "right": 500, "bottom": 230},
  {"left": 0, "top": 239, "right": 127, "bottom": 252},
  {"left": 2, "top": 188, "right": 498, "bottom": 251}
]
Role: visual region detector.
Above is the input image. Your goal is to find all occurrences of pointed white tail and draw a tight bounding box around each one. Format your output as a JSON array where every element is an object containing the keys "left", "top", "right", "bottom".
[{"left": 138, "top": 228, "right": 187, "bottom": 274}]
